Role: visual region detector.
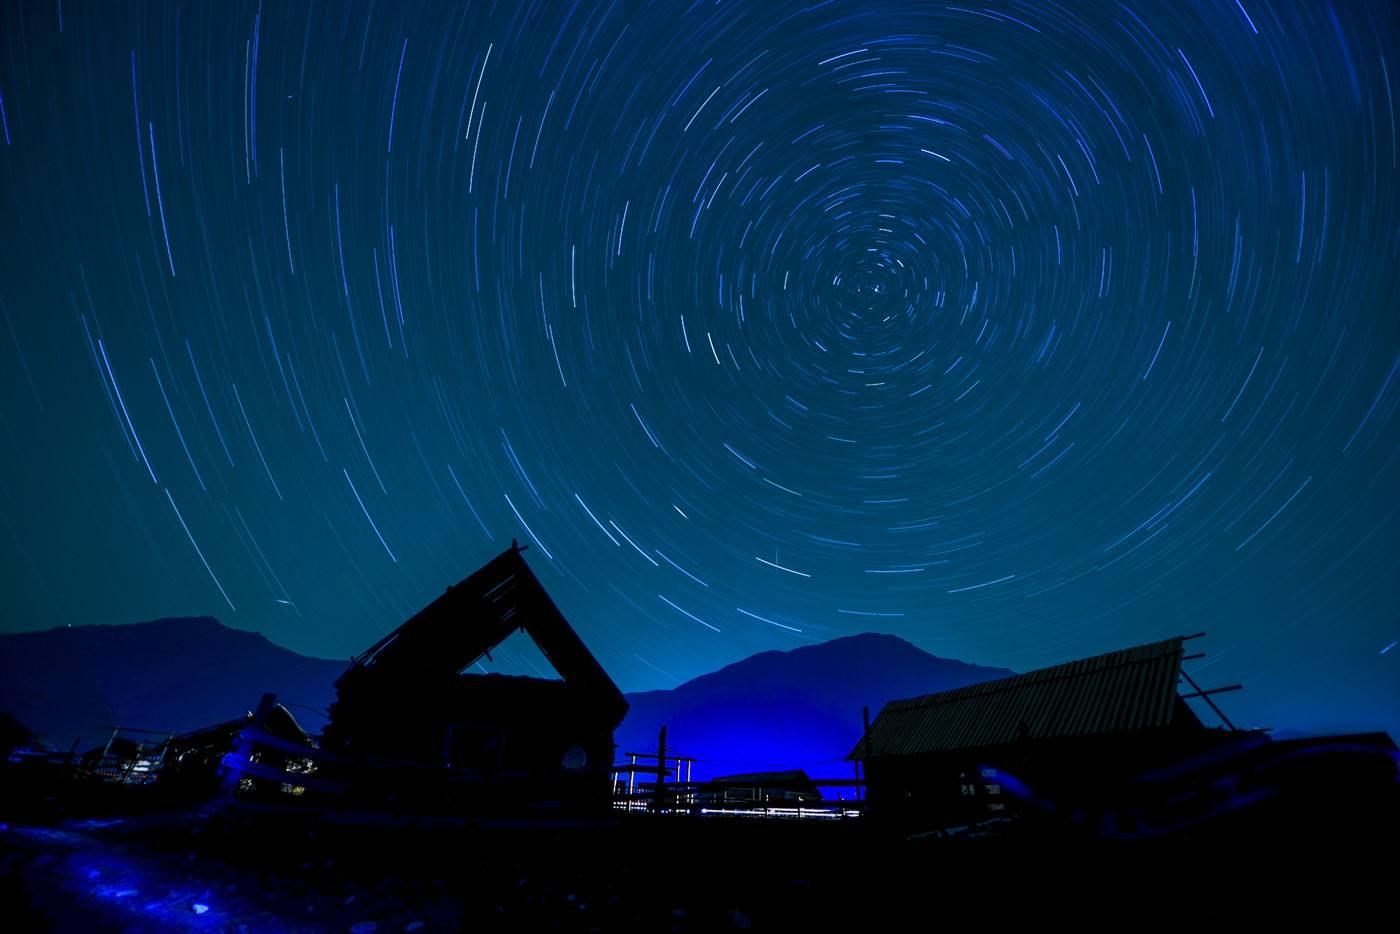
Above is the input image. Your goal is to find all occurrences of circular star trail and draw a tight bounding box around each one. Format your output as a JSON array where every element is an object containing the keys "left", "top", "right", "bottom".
[{"left": 0, "top": 1, "right": 1396, "bottom": 735}]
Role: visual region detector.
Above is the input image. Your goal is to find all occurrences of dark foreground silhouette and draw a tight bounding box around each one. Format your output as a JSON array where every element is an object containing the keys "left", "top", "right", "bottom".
[
  {"left": 3, "top": 547, "right": 1395, "bottom": 929},
  {"left": 3, "top": 797, "right": 1396, "bottom": 932}
]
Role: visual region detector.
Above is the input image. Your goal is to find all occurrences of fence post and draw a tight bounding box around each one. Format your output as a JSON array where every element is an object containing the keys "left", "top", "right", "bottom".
[
  {"left": 652, "top": 724, "right": 667, "bottom": 814},
  {"left": 861, "top": 705, "right": 873, "bottom": 809}
]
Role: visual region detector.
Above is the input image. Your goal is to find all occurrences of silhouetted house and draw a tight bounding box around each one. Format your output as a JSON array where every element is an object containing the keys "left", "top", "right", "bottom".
[
  {"left": 699, "top": 769, "right": 822, "bottom": 807},
  {"left": 851, "top": 637, "right": 1232, "bottom": 833},
  {"left": 159, "top": 702, "right": 315, "bottom": 799},
  {"left": 323, "top": 544, "right": 628, "bottom": 813}
]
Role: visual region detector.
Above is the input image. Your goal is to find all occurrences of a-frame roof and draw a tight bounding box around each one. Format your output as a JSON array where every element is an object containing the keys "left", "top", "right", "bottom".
[{"left": 349, "top": 544, "right": 627, "bottom": 724}]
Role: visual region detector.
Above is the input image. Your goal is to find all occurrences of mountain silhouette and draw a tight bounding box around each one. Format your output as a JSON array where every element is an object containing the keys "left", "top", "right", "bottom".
[
  {"left": 0, "top": 622, "right": 1010, "bottom": 773},
  {"left": 0, "top": 617, "right": 346, "bottom": 750},
  {"left": 615, "top": 633, "right": 1012, "bottom": 780}
]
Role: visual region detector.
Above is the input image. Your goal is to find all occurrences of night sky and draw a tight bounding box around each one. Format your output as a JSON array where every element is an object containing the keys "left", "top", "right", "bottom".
[{"left": 0, "top": 1, "right": 1396, "bottom": 738}]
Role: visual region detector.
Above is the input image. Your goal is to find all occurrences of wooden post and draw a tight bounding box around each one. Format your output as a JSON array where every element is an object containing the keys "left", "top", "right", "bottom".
[
  {"left": 100, "top": 726, "right": 119, "bottom": 778},
  {"left": 861, "top": 706, "right": 873, "bottom": 807},
  {"left": 653, "top": 724, "right": 667, "bottom": 814}
]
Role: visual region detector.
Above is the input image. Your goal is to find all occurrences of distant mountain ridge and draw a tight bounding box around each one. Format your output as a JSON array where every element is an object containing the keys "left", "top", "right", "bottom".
[
  {"left": 0, "top": 621, "right": 1012, "bottom": 774},
  {"left": 615, "top": 633, "right": 1013, "bottom": 780},
  {"left": 0, "top": 617, "right": 346, "bottom": 749}
]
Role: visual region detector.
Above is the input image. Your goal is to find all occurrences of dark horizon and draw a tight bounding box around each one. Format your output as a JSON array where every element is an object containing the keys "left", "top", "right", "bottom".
[
  {"left": 1, "top": 1, "right": 1397, "bottom": 745},
  {"left": 5, "top": 609, "right": 1395, "bottom": 744}
]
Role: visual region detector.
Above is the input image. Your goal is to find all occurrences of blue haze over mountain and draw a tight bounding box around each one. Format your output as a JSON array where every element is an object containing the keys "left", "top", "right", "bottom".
[{"left": 0, "top": 621, "right": 1007, "bottom": 770}]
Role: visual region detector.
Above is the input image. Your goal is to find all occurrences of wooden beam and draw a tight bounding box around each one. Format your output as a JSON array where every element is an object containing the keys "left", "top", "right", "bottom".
[
  {"left": 1179, "top": 684, "right": 1242, "bottom": 699},
  {"left": 1179, "top": 668, "right": 1239, "bottom": 731}
]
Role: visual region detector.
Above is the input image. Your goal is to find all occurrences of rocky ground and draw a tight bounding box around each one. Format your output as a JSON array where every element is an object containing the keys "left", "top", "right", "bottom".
[{"left": 2, "top": 801, "right": 1393, "bottom": 932}]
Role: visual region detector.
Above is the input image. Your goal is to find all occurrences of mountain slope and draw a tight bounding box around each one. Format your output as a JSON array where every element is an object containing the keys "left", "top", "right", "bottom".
[
  {"left": 0, "top": 618, "right": 346, "bottom": 749},
  {"left": 0, "top": 621, "right": 1011, "bottom": 774},
  {"left": 617, "top": 633, "right": 1012, "bottom": 780}
]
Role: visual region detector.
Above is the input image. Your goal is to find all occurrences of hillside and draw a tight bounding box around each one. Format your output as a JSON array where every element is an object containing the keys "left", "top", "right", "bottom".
[
  {"left": 0, "top": 617, "right": 346, "bottom": 749},
  {"left": 616, "top": 632, "right": 1012, "bottom": 780}
]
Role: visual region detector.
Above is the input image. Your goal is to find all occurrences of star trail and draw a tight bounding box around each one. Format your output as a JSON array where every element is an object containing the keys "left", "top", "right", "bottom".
[{"left": 0, "top": 1, "right": 1397, "bottom": 737}]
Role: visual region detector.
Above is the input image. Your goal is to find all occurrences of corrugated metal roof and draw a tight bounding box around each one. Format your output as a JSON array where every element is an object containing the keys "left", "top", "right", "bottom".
[{"left": 851, "top": 637, "right": 1187, "bottom": 759}]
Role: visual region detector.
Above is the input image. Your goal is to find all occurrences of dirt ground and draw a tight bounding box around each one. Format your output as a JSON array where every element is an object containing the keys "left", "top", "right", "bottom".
[{"left": 3, "top": 802, "right": 1394, "bottom": 933}]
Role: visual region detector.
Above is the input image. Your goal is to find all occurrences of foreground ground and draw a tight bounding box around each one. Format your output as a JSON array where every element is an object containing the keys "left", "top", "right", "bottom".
[{"left": 2, "top": 799, "right": 1394, "bottom": 932}]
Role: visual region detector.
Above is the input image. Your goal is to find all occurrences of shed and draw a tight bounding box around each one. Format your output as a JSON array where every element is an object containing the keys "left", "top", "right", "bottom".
[
  {"left": 322, "top": 543, "right": 628, "bottom": 813},
  {"left": 851, "top": 637, "right": 1230, "bottom": 831}
]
